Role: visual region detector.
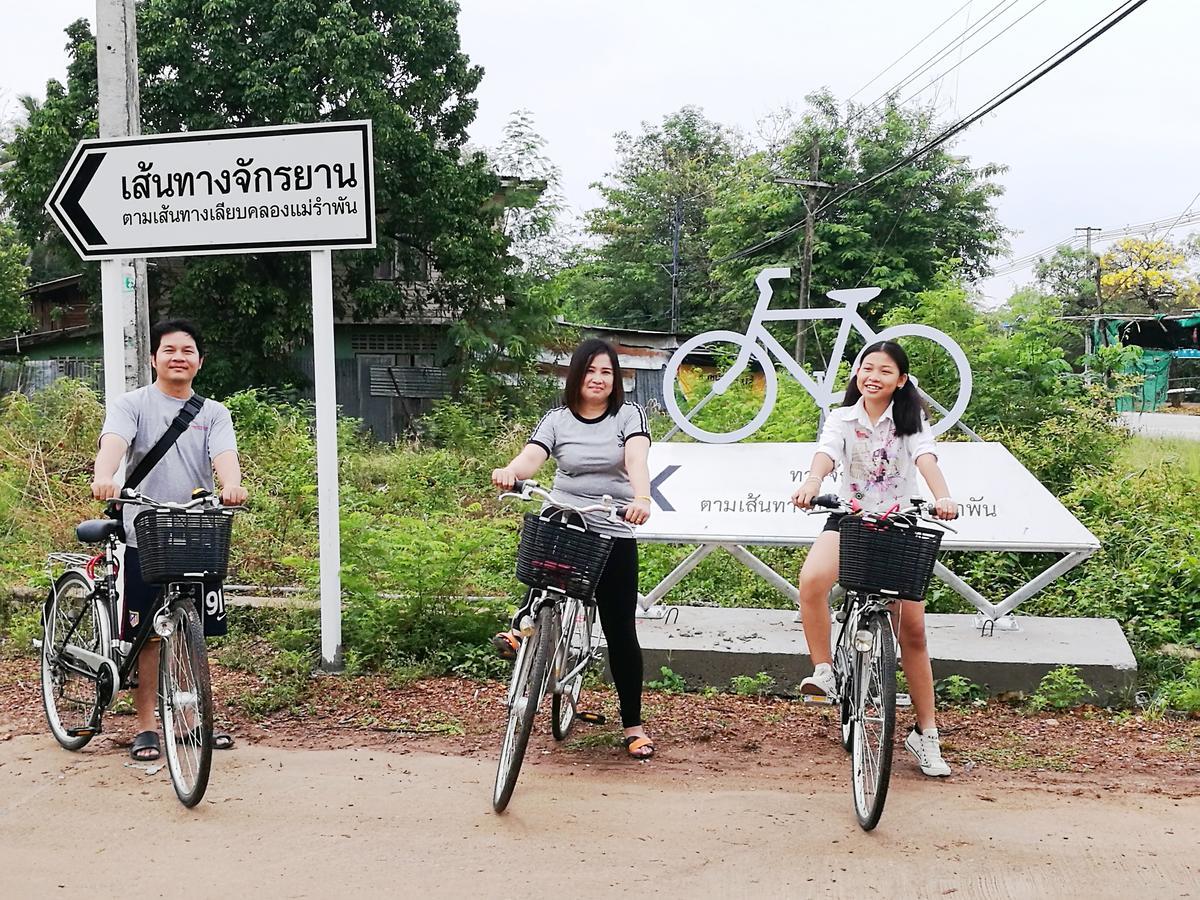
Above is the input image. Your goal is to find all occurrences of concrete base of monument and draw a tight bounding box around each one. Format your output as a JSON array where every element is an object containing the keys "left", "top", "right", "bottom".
[{"left": 600, "top": 608, "right": 1137, "bottom": 704}]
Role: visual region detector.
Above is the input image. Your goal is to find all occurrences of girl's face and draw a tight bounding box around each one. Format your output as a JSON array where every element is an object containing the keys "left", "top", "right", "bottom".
[
  {"left": 856, "top": 351, "right": 907, "bottom": 402},
  {"left": 581, "top": 353, "right": 614, "bottom": 403}
]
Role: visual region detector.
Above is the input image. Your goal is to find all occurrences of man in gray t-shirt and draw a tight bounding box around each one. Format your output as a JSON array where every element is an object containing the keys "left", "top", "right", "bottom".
[{"left": 91, "top": 320, "right": 246, "bottom": 761}]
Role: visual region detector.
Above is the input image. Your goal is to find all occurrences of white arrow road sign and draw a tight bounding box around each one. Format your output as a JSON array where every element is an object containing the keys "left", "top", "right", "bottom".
[{"left": 46, "top": 120, "right": 375, "bottom": 259}]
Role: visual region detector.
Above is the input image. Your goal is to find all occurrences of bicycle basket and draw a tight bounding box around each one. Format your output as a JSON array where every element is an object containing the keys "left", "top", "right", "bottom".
[
  {"left": 515, "top": 511, "right": 613, "bottom": 599},
  {"left": 837, "top": 514, "right": 943, "bottom": 601},
  {"left": 133, "top": 508, "right": 234, "bottom": 584}
]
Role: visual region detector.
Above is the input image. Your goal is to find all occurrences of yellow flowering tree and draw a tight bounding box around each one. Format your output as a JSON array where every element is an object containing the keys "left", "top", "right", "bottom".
[{"left": 1100, "top": 237, "right": 1199, "bottom": 313}]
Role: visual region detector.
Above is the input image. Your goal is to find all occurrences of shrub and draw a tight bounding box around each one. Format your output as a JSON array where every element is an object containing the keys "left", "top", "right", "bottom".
[{"left": 1029, "top": 665, "right": 1095, "bottom": 711}]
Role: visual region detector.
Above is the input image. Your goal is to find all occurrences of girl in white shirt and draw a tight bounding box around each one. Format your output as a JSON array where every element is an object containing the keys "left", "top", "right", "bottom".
[{"left": 792, "top": 341, "right": 958, "bottom": 777}]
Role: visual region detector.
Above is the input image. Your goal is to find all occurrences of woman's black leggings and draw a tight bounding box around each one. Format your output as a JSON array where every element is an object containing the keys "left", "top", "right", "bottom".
[{"left": 592, "top": 537, "right": 643, "bottom": 728}]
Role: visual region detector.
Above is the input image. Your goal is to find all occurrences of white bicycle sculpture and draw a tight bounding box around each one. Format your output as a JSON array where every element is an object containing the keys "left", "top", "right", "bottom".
[{"left": 663, "top": 267, "right": 973, "bottom": 443}]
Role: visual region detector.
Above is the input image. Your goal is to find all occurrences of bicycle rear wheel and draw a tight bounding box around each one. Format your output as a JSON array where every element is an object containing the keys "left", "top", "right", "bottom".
[
  {"left": 493, "top": 604, "right": 553, "bottom": 813},
  {"left": 159, "top": 599, "right": 213, "bottom": 808},
  {"left": 551, "top": 598, "right": 592, "bottom": 741},
  {"left": 41, "top": 571, "right": 108, "bottom": 751},
  {"left": 850, "top": 611, "right": 896, "bottom": 831}
]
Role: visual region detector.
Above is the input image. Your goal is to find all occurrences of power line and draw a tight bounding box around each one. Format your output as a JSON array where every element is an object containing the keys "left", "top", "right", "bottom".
[
  {"left": 851, "top": 0, "right": 1022, "bottom": 126},
  {"left": 891, "top": 0, "right": 1052, "bottom": 113},
  {"left": 847, "top": 0, "right": 976, "bottom": 102},
  {"left": 709, "top": 0, "right": 1154, "bottom": 270}
]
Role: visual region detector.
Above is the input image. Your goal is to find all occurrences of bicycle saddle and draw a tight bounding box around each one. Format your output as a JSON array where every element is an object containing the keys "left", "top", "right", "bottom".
[
  {"left": 76, "top": 519, "right": 124, "bottom": 544},
  {"left": 826, "top": 287, "right": 882, "bottom": 305}
]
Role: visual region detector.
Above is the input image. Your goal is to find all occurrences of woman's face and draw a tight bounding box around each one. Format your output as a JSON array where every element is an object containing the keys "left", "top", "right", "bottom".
[
  {"left": 856, "top": 351, "right": 907, "bottom": 401},
  {"left": 581, "top": 353, "right": 614, "bottom": 404}
]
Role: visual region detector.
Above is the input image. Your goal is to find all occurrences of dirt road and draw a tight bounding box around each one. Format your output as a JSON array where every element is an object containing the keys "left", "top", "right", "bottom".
[{"left": 1, "top": 734, "right": 1195, "bottom": 899}]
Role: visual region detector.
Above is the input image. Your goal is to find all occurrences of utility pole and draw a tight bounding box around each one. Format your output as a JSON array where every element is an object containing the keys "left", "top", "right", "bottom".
[
  {"left": 776, "top": 140, "right": 832, "bottom": 365},
  {"left": 1075, "top": 225, "right": 1103, "bottom": 314},
  {"left": 669, "top": 197, "right": 682, "bottom": 334},
  {"left": 96, "top": 0, "right": 150, "bottom": 397}
]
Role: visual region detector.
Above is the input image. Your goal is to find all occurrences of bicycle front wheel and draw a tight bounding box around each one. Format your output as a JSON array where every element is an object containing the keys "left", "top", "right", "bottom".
[
  {"left": 493, "top": 604, "right": 553, "bottom": 813},
  {"left": 850, "top": 611, "right": 896, "bottom": 831},
  {"left": 159, "top": 600, "right": 214, "bottom": 808},
  {"left": 551, "top": 598, "right": 592, "bottom": 741},
  {"left": 662, "top": 330, "right": 778, "bottom": 443},
  {"left": 41, "top": 571, "right": 108, "bottom": 751}
]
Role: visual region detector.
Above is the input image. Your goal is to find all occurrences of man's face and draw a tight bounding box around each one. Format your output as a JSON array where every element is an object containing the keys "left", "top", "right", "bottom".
[{"left": 151, "top": 331, "right": 202, "bottom": 385}]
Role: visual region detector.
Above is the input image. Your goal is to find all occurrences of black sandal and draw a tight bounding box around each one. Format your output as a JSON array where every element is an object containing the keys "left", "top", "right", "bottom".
[
  {"left": 623, "top": 735, "right": 655, "bottom": 759},
  {"left": 130, "top": 730, "right": 161, "bottom": 761}
]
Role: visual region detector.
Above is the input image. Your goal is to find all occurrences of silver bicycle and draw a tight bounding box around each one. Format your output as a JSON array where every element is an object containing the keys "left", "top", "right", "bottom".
[
  {"left": 663, "top": 266, "right": 973, "bottom": 443},
  {"left": 38, "top": 488, "right": 239, "bottom": 808},
  {"left": 492, "top": 480, "right": 630, "bottom": 813}
]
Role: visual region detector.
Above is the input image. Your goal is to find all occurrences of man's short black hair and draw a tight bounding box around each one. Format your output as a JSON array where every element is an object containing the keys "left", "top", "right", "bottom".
[{"left": 150, "top": 319, "right": 204, "bottom": 357}]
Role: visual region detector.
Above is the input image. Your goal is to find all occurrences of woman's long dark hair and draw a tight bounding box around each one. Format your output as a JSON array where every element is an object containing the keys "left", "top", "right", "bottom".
[
  {"left": 563, "top": 338, "right": 625, "bottom": 416},
  {"left": 842, "top": 341, "right": 928, "bottom": 436}
]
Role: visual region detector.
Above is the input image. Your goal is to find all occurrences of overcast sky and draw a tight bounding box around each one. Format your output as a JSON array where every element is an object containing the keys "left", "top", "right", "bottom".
[{"left": 3, "top": 0, "right": 1198, "bottom": 305}]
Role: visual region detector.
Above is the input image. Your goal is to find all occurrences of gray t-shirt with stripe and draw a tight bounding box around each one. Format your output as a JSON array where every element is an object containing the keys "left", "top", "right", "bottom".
[{"left": 528, "top": 402, "right": 651, "bottom": 537}]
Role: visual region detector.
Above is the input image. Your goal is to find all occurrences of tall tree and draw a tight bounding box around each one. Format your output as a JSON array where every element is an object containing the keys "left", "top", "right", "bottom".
[
  {"left": 560, "top": 106, "right": 744, "bottom": 331},
  {"left": 705, "top": 91, "right": 1006, "bottom": 335},
  {"left": 1099, "top": 237, "right": 1198, "bottom": 313},
  {"left": 2, "top": 4, "right": 540, "bottom": 396},
  {"left": 0, "top": 220, "right": 32, "bottom": 334},
  {"left": 1035, "top": 245, "right": 1100, "bottom": 315}
]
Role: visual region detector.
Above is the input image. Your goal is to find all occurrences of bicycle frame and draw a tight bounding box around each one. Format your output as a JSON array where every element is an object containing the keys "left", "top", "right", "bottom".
[
  {"left": 504, "top": 588, "right": 598, "bottom": 714},
  {"left": 715, "top": 267, "right": 882, "bottom": 409}
]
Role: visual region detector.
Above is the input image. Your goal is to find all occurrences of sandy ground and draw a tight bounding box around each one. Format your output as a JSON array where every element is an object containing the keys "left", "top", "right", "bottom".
[{"left": 1, "top": 732, "right": 1196, "bottom": 900}]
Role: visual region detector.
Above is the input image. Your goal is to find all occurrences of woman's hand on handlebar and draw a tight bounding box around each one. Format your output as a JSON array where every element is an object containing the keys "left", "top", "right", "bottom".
[
  {"left": 221, "top": 485, "right": 248, "bottom": 506},
  {"left": 91, "top": 477, "right": 120, "bottom": 501},
  {"left": 491, "top": 466, "right": 520, "bottom": 491},
  {"left": 933, "top": 497, "right": 958, "bottom": 521},
  {"left": 623, "top": 498, "right": 651, "bottom": 526},
  {"left": 791, "top": 477, "right": 823, "bottom": 510}
]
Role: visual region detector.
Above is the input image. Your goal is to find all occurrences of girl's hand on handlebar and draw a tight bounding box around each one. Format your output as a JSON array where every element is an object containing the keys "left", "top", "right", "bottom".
[
  {"left": 933, "top": 497, "right": 958, "bottom": 520},
  {"left": 491, "top": 467, "right": 519, "bottom": 490},
  {"left": 623, "top": 498, "right": 651, "bottom": 526},
  {"left": 791, "top": 477, "right": 822, "bottom": 510}
]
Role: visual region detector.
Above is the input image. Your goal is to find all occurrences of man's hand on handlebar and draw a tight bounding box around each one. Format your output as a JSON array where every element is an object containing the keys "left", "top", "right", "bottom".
[
  {"left": 491, "top": 466, "right": 520, "bottom": 491},
  {"left": 91, "top": 477, "right": 120, "bottom": 501}
]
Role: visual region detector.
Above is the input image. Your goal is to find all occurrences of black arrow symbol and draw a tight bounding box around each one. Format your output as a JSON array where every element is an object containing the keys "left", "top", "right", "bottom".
[
  {"left": 61, "top": 151, "right": 106, "bottom": 247},
  {"left": 650, "top": 464, "right": 680, "bottom": 511}
]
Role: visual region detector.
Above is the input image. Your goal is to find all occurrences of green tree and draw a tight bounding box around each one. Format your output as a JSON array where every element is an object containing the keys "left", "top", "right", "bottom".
[
  {"left": 0, "top": 220, "right": 32, "bottom": 334},
  {"left": 705, "top": 92, "right": 1006, "bottom": 337},
  {"left": 3, "top": 5, "right": 543, "bottom": 397},
  {"left": 559, "top": 106, "right": 744, "bottom": 331},
  {"left": 1035, "top": 245, "right": 1099, "bottom": 316}
]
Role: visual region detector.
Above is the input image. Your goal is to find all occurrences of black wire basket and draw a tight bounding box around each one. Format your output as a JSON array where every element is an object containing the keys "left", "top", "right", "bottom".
[
  {"left": 837, "top": 514, "right": 943, "bottom": 601},
  {"left": 515, "top": 511, "right": 613, "bottom": 599},
  {"left": 133, "top": 508, "right": 234, "bottom": 584}
]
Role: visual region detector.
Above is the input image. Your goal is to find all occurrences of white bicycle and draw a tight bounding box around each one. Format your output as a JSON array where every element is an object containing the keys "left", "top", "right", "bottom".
[{"left": 663, "top": 267, "right": 973, "bottom": 443}]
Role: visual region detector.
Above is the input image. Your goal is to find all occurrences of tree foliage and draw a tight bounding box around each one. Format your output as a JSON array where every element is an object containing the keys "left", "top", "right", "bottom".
[
  {"left": 2, "top": 4, "right": 546, "bottom": 396},
  {"left": 1099, "top": 237, "right": 1198, "bottom": 313},
  {"left": 0, "top": 220, "right": 32, "bottom": 334}
]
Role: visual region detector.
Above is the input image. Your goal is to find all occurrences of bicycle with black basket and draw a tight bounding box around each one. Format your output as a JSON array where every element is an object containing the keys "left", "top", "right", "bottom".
[
  {"left": 37, "top": 487, "right": 240, "bottom": 808},
  {"left": 802, "top": 494, "right": 953, "bottom": 831},
  {"left": 492, "top": 479, "right": 630, "bottom": 813}
]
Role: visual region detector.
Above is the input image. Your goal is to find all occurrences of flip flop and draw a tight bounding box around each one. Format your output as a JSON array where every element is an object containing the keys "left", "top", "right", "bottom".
[
  {"left": 623, "top": 735, "right": 655, "bottom": 759},
  {"left": 130, "top": 730, "right": 161, "bottom": 761}
]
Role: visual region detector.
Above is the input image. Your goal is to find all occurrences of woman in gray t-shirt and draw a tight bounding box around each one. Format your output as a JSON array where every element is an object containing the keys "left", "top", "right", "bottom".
[{"left": 492, "top": 339, "right": 655, "bottom": 759}]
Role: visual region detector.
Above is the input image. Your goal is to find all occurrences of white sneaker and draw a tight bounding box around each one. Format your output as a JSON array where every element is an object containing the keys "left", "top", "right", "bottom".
[
  {"left": 904, "top": 724, "right": 951, "bottom": 777},
  {"left": 800, "top": 663, "right": 837, "bottom": 698}
]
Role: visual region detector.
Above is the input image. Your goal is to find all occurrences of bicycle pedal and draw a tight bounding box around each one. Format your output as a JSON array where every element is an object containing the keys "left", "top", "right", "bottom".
[
  {"left": 66, "top": 727, "right": 97, "bottom": 738},
  {"left": 800, "top": 694, "right": 836, "bottom": 706},
  {"left": 577, "top": 711, "right": 607, "bottom": 725}
]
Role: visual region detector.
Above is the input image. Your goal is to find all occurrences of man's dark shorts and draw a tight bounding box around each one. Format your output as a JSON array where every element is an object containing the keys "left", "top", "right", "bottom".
[{"left": 121, "top": 546, "right": 228, "bottom": 640}]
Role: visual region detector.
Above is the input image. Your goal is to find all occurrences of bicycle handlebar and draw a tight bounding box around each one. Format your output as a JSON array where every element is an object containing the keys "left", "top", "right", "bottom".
[
  {"left": 106, "top": 488, "right": 244, "bottom": 516},
  {"left": 503, "top": 479, "right": 632, "bottom": 524},
  {"left": 809, "top": 493, "right": 957, "bottom": 532}
]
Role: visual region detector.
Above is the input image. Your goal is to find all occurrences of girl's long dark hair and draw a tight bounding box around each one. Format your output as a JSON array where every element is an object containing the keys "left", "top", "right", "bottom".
[
  {"left": 563, "top": 338, "right": 624, "bottom": 416},
  {"left": 842, "top": 341, "right": 928, "bottom": 436}
]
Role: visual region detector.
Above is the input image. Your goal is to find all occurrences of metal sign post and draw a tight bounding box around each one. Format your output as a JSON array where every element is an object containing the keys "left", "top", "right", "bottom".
[{"left": 46, "top": 120, "right": 375, "bottom": 669}]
